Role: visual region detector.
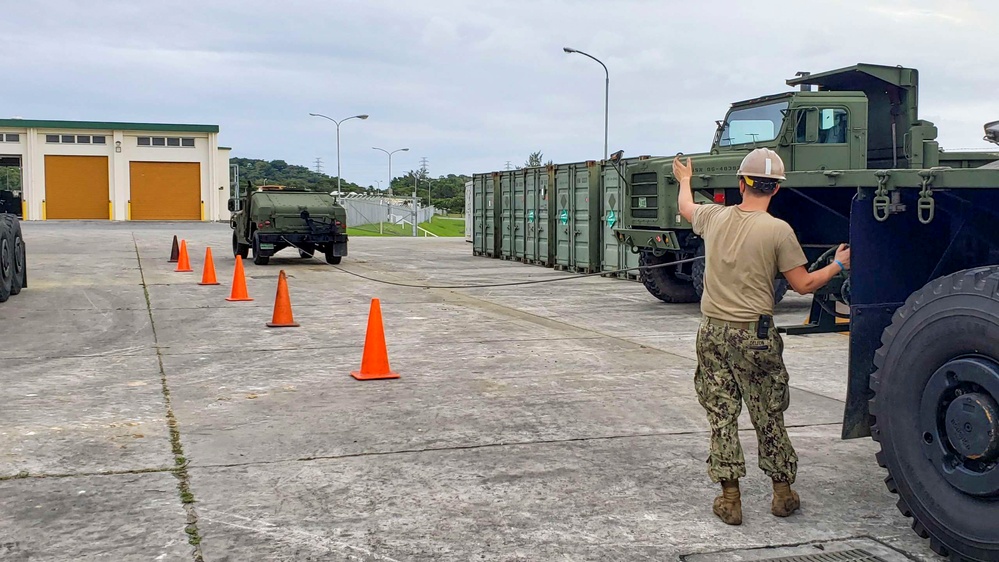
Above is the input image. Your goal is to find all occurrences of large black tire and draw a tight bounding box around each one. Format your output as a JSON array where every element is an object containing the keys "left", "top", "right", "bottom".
[
  {"left": 299, "top": 245, "right": 315, "bottom": 259},
  {"left": 252, "top": 232, "right": 269, "bottom": 266},
  {"left": 232, "top": 230, "right": 249, "bottom": 259},
  {"left": 870, "top": 267, "right": 999, "bottom": 562},
  {"left": 10, "top": 218, "right": 24, "bottom": 295},
  {"left": 325, "top": 253, "right": 342, "bottom": 265},
  {"left": 691, "top": 242, "right": 788, "bottom": 304},
  {"left": 639, "top": 250, "right": 697, "bottom": 304},
  {"left": 0, "top": 216, "right": 12, "bottom": 303}
]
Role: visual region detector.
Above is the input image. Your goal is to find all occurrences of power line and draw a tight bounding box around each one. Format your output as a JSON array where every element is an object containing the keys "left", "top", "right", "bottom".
[{"left": 313, "top": 157, "right": 324, "bottom": 174}]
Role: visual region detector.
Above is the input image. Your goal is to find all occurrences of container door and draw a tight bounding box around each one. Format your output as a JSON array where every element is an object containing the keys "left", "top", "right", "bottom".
[
  {"left": 601, "top": 164, "right": 621, "bottom": 273},
  {"left": 554, "top": 166, "right": 572, "bottom": 268},
  {"left": 572, "top": 165, "right": 592, "bottom": 272},
  {"left": 500, "top": 173, "right": 512, "bottom": 258},
  {"left": 524, "top": 171, "right": 537, "bottom": 263},
  {"left": 513, "top": 172, "right": 526, "bottom": 260},
  {"left": 485, "top": 176, "right": 496, "bottom": 256},
  {"left": 538, "top": 170, "right": 551, "bottom": 265}
]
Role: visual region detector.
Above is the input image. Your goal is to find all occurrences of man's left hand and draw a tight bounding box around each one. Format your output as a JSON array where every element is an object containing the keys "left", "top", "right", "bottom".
[{"left": 673, "top": 156, "right": 693, "bottom": 184}]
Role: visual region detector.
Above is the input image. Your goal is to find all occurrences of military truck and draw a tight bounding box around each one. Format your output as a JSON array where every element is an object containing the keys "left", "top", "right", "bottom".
[
  {"left": 613, "top": 64, "right": 999, "bottom": 318},
  {"left": 0, "top": 212, "right": 26, "bottom": 303},
  {"left": 229, "top": 182, "right": 348, "bottom": 266}
]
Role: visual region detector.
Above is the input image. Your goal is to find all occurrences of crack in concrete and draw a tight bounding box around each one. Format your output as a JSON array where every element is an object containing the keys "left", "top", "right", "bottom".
[
  {"left": 0, "top": 466, "right": 175, "bottom": 481},
  {"left": 184, "top": 422, "right": 843, "bottom": 472},
  {"left": 133, "top": 235, "right": 205, "bottom": 562}
]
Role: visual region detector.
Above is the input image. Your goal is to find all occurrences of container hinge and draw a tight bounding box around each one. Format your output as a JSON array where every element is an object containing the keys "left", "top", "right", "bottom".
[
  {"left": 917, "top": 170, "right": 936, "bottom": 224},
  {"left": 698, "top": 174, "right": 712, "bottom": 187}
]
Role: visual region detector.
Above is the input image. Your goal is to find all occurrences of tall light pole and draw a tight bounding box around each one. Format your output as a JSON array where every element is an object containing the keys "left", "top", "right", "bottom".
[
  {"left": 309, "top": 112, "right": 369, "bottom": 199},
  {"left": 372, "top": 146, "right": 409, "bottom": 196},
  {"left": 563, "top": 47, "right": 609, "bottom": 160}
]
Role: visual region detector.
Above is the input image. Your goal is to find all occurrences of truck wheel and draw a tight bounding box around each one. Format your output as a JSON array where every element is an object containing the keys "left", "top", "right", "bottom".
[
  {"left": 10, "top": 218, "right": 24, "bottom": 295},
  {"left": 299, "top": 245, "right": 315, "bottom": 259},
  {"left": 0, "top": 217, "right": 12, "bottom": 302},
  {"left": 639, "top": 250, "right": 697, "bottom": 304},
  {"left": 325, "top": 252, "right": 342, "bottom": 265},
  {"left": 691, "top": 242, "right": 788, "bottom": 304},
  {"left": 232, "top": 231, "right": 249, "bottom": 259},
  {"left": 251, "top": 232, "right": 269, "bottom": 266},
  {"left": 870, "top": 267, "right": 999, "bottom": 561}
]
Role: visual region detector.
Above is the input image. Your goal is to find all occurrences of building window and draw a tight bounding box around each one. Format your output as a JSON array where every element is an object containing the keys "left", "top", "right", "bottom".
[
  {"left": 61, "top": 135, "right": 75, "bottom": 143},
  {"left": 0, "top": 133, "right": 20, "bottom": 143},
  {"left": 77, "top": 135, "right": 92, "bottom": 144},
  {"left": 45, "top": 133, "right": 111, "bottom": 144},
  {"left": 137, "top": 136, "right": 197, "bottom": 148},
  {"left": 46, "top": 134, "right": 59, "bottom": 143},
  {"left": 92, "top": 135, "right": 106, "bottom": 144}
]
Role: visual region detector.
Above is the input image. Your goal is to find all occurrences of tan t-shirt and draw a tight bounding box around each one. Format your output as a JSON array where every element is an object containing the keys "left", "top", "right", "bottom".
[{"left": 691, "top": 204, "right": 807, "bottom": 322}]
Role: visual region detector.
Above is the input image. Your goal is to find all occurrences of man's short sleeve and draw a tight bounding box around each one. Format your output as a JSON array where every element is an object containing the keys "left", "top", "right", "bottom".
[
  {"left": 691, "top": 204, "right": 724, "bottom": 236},
  {"left": 776, "top": 226, "right": 808, "bottom": 273}
]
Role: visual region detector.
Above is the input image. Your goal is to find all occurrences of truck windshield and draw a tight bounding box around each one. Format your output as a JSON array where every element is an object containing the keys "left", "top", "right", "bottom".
[{"left": 717, "top": 101, "right": 789, "bottom": 146}]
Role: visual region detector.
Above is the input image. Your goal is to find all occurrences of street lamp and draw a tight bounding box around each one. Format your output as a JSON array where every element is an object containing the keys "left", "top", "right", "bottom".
[
  {"left": 563, "top": 47, "right": 609, "bottom": 160},
  {"left": 372, "top": 146, "right": 409, "bottom": 196},
  {"left": 309, "top": 112, "right": 369, "bottom": 199}
]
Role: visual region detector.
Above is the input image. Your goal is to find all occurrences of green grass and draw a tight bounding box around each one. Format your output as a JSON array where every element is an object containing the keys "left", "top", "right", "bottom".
[{"left": 348, "top": 218, "right": 465, "bottom": 237}]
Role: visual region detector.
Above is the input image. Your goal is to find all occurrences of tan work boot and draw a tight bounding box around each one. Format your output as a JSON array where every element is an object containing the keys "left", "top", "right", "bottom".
[
  {"left": 712, "top": 479, "right": 743, "bottom": 525},
  {"left": 771, "top": 481, "right": 800, "bottom": 517}
]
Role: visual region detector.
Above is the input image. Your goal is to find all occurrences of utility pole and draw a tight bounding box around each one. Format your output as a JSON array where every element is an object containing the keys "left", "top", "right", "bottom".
[
  {"left": 412, "top": 183, "right": 418, "bottom": 237},
  {"left": 505, "top": 161, "right": 512, "bottom": 170},
  {"left": 313, "top": 157, "right": 324, "bottom": 174},
  {"left": 420, "top": 157, "right": 431, "bottom": 221}
]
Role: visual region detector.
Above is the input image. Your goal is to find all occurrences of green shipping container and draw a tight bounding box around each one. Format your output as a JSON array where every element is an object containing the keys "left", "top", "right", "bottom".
[
  {"left": 602, "top": 157, "right": 654, "bottom": 280},
  {"left": 472, "top": 173, "right": 498, "bottom": 257},
  {"left": 523, "top": 166, "right": 552, "bottom": 265},
  {"left": 553, "top": 161, "right": 601, "bottom": 273}
]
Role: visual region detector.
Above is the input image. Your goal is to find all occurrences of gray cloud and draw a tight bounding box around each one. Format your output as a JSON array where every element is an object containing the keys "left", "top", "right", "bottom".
[{"left": 3, "top": 0, "right": 997, "bottom": 185}]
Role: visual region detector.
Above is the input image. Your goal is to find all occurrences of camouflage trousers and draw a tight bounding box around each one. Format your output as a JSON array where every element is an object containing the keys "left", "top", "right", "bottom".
[{"left": 694, "top": 318, "right": 798, "bottom": 483}]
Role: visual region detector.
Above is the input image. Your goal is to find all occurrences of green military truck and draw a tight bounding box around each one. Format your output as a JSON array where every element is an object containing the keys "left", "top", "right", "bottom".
[
  {"left": 613, "top": 64, "right": 999, "bottom": 313},
  {"left": 229, "top": 182, "right": 348, "bottom": 266}
]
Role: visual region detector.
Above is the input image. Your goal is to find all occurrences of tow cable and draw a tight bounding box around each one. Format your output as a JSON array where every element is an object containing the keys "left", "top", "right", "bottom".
[{"left": 279, "top": 236, "right": 703, "bottom": 290}]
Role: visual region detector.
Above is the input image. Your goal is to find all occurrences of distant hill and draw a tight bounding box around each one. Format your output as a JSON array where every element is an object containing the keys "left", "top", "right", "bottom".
[{"left": 230, "top": 157, "right": 367, "bottom": 194}]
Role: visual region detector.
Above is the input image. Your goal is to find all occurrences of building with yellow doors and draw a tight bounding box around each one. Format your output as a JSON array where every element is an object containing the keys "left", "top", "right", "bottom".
[{"left": 0, "top": 118, "right": 231, "bottom": 221}]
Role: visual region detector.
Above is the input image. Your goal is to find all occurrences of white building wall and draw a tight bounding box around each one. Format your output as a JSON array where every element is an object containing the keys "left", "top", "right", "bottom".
[{"left": 3, "top": 126, "right": 227, "bottom": 221}]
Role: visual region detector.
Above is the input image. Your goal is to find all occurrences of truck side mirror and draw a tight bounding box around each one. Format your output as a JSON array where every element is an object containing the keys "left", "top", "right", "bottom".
[{"left": 227, "top": 198, "right": 236, "bottom": 212}]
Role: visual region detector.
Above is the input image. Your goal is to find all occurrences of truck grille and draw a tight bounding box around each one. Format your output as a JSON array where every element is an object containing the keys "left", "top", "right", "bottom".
[{"left": 631, "top": 172, "right": 658, "bottom": 219}]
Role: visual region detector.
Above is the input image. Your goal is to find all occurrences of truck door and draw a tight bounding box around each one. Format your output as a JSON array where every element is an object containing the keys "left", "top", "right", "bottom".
[{"left": 791, "top": 103, "right": 867, "bottom": 171}]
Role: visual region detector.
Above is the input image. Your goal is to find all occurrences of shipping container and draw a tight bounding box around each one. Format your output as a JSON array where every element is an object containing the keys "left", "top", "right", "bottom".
[
  {"left": 523, "top": 166, "right": 552, "bottom": 265},
  {"left": 464, "top": 180, "right": 473, "bottom": 243},
  {"left": 472, "top": 173, "right": 498, "bottom": 257},
  {"left": 601, "top": 157, "right": 654, "bottom": 279},
  {"left": 552, "top": 160, "right": 601, "bottom": 273}
]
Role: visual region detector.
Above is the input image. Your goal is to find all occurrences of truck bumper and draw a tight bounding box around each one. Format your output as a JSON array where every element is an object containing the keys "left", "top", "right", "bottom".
[
  {"left": 613, "top": 228, "right": 683, "bottom": 252},
  {"left": 256, "top": 231, "right": 349, "bottom": 256}
]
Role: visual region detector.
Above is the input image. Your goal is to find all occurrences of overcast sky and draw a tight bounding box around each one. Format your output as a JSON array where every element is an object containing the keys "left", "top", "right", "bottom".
[{"left": 4, "top": 1, "right": 997, "bottom": 188}]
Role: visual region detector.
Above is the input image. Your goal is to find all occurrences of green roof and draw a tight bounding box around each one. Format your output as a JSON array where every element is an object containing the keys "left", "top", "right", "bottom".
[{"left": 0, "top": 118, "right": 219, "bottom": 133}]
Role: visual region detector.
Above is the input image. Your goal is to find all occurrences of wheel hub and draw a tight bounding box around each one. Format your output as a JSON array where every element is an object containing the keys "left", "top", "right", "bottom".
[
  {"left": 921, "top": 357, "right": 999, "bottom": 496},
  {"left": 944, "top": 393, "right": 999, "bottom": 461},
  {"left": 0, "top": 238, "right": 9, "bottom": 277}
]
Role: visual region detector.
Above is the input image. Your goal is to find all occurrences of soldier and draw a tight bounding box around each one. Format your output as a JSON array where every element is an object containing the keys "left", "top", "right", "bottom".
[{"left": 673, "top": 148, "right": 850, "bottom": 525}]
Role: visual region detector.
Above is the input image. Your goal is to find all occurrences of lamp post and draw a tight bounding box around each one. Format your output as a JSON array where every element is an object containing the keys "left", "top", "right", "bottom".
[
  {"left": 372, "top": 146, "right": 409, "bottom": 196},
  {"left": 309, "top": 113, "right": 369, "bottom": 199},
  {"left": 563, "top": 47, "right": 609, "bottom": 160}
]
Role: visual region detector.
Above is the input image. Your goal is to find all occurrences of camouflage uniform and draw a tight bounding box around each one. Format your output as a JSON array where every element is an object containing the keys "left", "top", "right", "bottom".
[{"left": 694, "top": 318, "right": 798, "bottom": 483}]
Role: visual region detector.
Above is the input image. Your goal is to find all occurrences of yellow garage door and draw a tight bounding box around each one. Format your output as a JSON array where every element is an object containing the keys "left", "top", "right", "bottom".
[
  {"left": 45, "top": 155, "right": 110, "bottom": 219},
  {"left": 129, "top": 162, "right": 201, "bottom": 220}
]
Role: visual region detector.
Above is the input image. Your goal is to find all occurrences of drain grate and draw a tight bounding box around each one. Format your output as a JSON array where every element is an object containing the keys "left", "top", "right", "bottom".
[{"left": 755, "top": 549, "right": 886, "bottom": 562}]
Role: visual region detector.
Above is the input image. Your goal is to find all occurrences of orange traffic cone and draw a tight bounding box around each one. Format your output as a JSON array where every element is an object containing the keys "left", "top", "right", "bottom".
[
  {"left": 266, "top": 270, "right": 299, "bottom": 328},
  {"left": 226, "top": 255, "right": 253, "bottom": 302},
  {"left": 168, "top": 235, "right": 180, "bottom": 263},
  {"left": 199, "top": 247, "right": 221, "bottom": 286},
  {"left": 351, "top": 298, "right": 399, "bottom": 380},
  {"left": 175, "top": 240, "right": 193, "bottom": 272}
]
